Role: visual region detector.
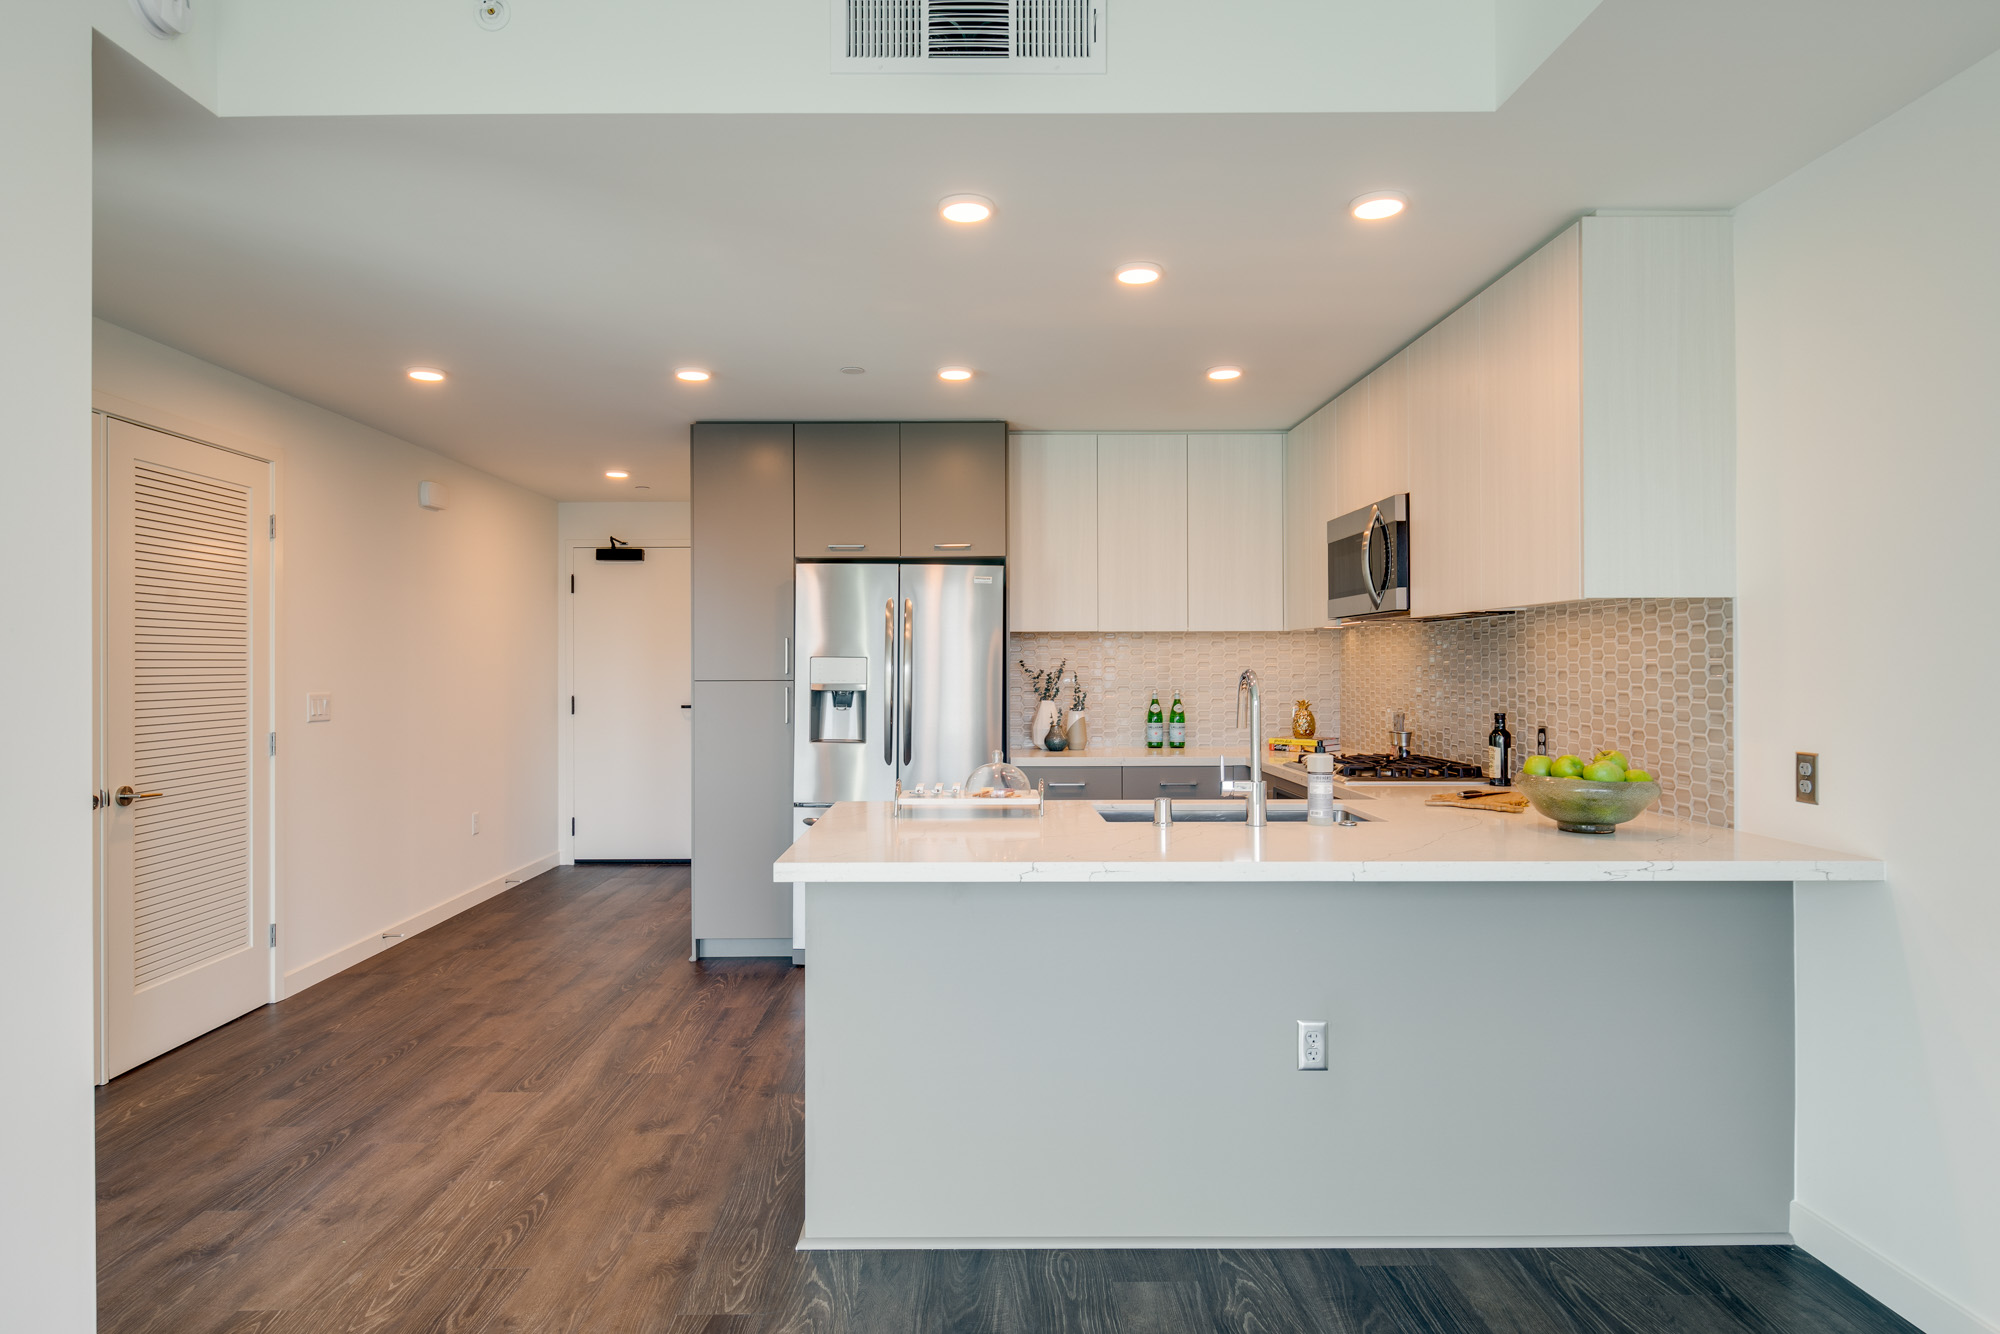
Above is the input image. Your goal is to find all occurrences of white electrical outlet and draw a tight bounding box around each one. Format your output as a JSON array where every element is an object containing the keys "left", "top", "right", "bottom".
[
  {"left": 1298, "top": 1020, "right": 1328, "bottom": 1071},
  {"left": 471, "top": 812, "right": 481, "bottom": 835}
]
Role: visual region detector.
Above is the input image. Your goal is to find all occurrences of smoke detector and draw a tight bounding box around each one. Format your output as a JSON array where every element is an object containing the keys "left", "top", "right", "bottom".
[
  {"left": 833, "top": 0, "right": 1105, "bottom": 74},
  {"left": 130, "top": 0, "right": 193, "bottom": 37}
]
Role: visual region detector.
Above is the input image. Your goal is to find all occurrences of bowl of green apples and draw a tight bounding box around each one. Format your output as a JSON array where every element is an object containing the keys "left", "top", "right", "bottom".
[{"left": 1517, "top": 750, "right": 1660, "bottom": 834}]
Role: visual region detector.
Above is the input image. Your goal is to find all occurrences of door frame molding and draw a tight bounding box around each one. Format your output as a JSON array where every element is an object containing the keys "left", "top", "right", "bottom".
[
  {"left": 92, "top": 406, "right": 280, "bottom": 1084},
  {"left": 559, "top": 539, "right": 691, "bottom": 866}
]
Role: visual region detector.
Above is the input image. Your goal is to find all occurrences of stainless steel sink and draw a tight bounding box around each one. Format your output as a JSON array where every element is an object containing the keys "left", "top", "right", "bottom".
[{"left": 1091, "top": 801, "right": 1372, "bottom": 825}]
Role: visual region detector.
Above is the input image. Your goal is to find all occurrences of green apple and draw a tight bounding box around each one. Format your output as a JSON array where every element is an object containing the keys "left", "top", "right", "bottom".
[
  {"left": 1551, "top": 755, "right": 1585, "bottom": 778},
  {"left": 1582, "top": 760, "right": 1626, "bottom": 782},
  {"left": 1624, "top": 768, "right": 1655, "bottom": 783},
  {"left": 1522, "top": 755, "right": 1553, "bottom": 777}
]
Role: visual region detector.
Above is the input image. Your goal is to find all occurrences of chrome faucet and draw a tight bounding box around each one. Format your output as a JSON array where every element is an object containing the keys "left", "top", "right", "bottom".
[{"left": 1220, "top": 668, "right": 1269, "bottom": 827}]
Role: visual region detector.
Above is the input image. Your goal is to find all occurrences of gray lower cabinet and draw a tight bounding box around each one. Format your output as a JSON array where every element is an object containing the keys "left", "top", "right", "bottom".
[
  {"left": 1123, "top": 765, "right": 1223, "bottom": 801},
  {"left": 691, "top": 680, "right": 795, "bottom": 949},
  {"left": 693, "top": 423, "right": 795, "bottom": 681},
  {"left": 900, "top": 421, "right": 1006, "bottom": 558},
  {"left": 796, "top": 423, "right": 899, "bottom": 558},
  {"left": 1017, "top": 765, "right": 1122, "bottom": 801}
]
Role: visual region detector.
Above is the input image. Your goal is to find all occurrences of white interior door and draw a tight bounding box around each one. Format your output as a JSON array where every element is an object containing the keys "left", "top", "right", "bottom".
[
  {"left": 572, "top": 546, "right": 692, "bottom": 859},
  {"left": 101, "top": 417, "right": 272, "bottom": 1080}
]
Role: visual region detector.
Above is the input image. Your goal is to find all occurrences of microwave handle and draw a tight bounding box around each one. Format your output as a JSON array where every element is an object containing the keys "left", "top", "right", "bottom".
[{"left": 1361, "top": 506, "right": 1385, "bottom": 608}]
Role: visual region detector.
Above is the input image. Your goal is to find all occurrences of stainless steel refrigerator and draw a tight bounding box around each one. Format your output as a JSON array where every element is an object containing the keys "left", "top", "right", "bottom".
[{"left": 792, "top": 562, "right": 1005, "bottom": 826}]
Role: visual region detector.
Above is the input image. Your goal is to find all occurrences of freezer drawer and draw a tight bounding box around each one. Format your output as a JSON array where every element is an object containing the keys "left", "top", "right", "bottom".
[
  {"left": 1018, "top": 765, "right": 1123, "bottom": 801},
  {"left": 1123, "top": 765, "right": 1223, "bottom": 801}
]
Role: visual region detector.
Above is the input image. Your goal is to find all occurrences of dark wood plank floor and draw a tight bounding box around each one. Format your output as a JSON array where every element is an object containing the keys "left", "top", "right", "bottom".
[{"left": 100, "top": 864, "right": 1921, "bottom": 1334}]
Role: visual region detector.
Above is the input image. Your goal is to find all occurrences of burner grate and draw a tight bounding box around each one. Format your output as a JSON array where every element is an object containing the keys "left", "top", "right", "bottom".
[{"left": 1324, "top": 752, "right": 1485, "bottom": 781}]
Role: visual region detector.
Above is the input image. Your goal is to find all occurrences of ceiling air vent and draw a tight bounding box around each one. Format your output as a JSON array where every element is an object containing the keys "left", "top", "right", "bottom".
[{"left": 834, "top": 0, "right": 1105, "bottom": 74}]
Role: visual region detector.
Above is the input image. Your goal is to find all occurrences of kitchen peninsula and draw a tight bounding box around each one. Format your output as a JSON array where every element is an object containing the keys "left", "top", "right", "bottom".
[{"left": 777, "top": 793, "right": 1880, "bottom": 1249}]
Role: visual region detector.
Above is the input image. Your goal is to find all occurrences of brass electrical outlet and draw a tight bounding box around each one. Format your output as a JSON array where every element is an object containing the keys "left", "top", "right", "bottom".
[{"left": 1796, "top": 753, "right": 1819, "bottom": 804}]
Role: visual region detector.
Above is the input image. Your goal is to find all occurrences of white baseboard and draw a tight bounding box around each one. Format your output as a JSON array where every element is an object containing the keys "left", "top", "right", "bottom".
[
  {"left": 282, "top": 852, "right": 559, "bottom": 999},
  {"left": 1792, "top": 1202, "right": 1998, "bottom": 1334},
  {"left": 798, "top": 1232, "right": 1793, "bottom": 1252}
]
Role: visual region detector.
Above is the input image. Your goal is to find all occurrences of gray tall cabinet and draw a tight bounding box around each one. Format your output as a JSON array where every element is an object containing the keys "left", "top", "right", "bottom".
[
  {"left": 692, "top": 419, "right": 1006, "bottom": 960},
  {"left": 691, "top": 423, "right": 796, "bottom": 956}
]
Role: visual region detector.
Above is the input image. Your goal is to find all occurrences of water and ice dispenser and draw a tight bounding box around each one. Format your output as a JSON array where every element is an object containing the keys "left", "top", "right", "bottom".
[{"left": 807, "top": 656, "right": 868, "bottom": 744}]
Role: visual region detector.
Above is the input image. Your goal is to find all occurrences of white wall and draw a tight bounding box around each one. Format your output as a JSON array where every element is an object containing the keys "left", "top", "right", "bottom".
[
  {"left": 1, "top": 7, "right": 98, "bottom": 1329},
  {"left": 555, "top": 501, "right": 690, "bottom": 864},
  {"left": 1736, "top": 50, "right": 2000, "bottom": 1334},
  {"left": 94, "top": 321, "right": 560, "bottom": 998}
]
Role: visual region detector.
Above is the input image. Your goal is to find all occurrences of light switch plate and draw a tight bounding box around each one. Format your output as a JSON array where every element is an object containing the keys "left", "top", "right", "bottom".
[
  {"left": 307, "top": 693, "right": 332, "bottom": 723},
  {"left": 1795, "top": 753, "right": 1819, "bottom": 804}
]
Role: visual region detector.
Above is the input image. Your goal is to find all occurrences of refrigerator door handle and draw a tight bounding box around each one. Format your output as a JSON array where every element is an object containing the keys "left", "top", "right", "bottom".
[
  {"left": 901, "top": 597, "right": 915, "bottom": 767},
  {"left": 883, "top": 597, "right": 897, "bottom": 768}
]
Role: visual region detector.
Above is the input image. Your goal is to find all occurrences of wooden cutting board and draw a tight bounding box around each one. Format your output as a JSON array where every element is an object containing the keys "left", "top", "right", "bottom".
[{"left": 1426, "top": 788, "right": 1530, "bottom": 813}]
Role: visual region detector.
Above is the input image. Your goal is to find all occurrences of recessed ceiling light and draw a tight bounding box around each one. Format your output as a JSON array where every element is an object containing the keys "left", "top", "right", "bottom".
[
  {"left": 1115, "top": 262, "right": 1163, "bottom": 285},
  {"left": 406, "top": 368, "right": 446, "bottom": 382},
  {"left": 1206, "top": 366, "right": 1243, "bottom": 381},
  {"left": 938, "top": 367, "right": 974, "bottom": 382},
  {"left": 674, "top": 368, "right": 711, "bottom": 382},
  {"left": 939, "top": 194, "right": 994, "bottom": 224},
  {"left": 1350, "top": 191, "right": 1408, "bottom": 221},
  {"left": 840, "top": 366, "right": 866, "bottom": 375},
  {"left": 605, "top": 470, "right": 630, "bottom": 480}
]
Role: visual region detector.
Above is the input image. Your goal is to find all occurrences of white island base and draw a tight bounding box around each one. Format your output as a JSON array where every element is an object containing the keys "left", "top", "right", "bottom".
[{"left": 781, "top": 795, "right": 1881, "bottom": 1250}]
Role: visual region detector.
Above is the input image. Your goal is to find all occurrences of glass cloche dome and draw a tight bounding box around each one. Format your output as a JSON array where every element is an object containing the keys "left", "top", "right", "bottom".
[{"left": 965, "top": 750, "right": 1032, "bottom": 797}]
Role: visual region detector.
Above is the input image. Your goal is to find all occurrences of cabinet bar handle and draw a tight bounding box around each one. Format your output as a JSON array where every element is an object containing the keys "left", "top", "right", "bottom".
[
  {"left": 783, "top": 686, "right": 792, "bottom": 725},
  {"left": 934, "top": 542, "right": 972, "bottom": 550},
  {"left": 827, "top": 544, "right": 866, "bottom": 551},
  {"left": 1159, "top": 782, "right": 1198, "bottom": 789},
  {"left": 1047, "top": 782, "right": 1086, "bottom": 789}
]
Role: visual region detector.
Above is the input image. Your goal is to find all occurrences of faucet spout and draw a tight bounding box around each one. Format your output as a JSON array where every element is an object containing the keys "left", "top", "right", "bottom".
[{"left": 1228, "top": 669, "right": 1269, "bottom": 827}]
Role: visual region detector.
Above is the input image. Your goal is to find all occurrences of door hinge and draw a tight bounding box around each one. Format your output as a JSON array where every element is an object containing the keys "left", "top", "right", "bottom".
[
  {"left": 570, "top": 696, "right": 575, "bottom": 715},
  {"left": 269, "top": 731, "right": 277, "bottom": 756},
  {"left": 571, "top": 816, "right": 576, "bottom": 836},
  {"left": 570, "top": 574, "right": 575, "bottom": 593},
  {"left": 269, "top": 514, "right": 276, "bottom": 540},
  {"left": 269, "top": 923, "right": 278, "bottom": 948}
]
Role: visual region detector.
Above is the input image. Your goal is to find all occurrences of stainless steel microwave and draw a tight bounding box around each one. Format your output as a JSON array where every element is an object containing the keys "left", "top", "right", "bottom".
[{"left": 1327, "top": 494, "right": 1410, "bottom": 620}]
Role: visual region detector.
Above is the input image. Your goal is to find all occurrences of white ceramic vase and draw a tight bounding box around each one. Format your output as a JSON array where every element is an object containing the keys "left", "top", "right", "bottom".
[{"left": 1030, "top": 699, "right": 1058, "bottom": 750}]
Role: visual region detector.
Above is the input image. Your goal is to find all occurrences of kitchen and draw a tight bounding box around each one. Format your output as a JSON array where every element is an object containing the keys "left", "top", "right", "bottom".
[
  {"left": 32, "top": 5, "right": 2000, "bottom": 1332},
  {"left": 758, "top": 222, "right": 1862, "bottom": 1249}
]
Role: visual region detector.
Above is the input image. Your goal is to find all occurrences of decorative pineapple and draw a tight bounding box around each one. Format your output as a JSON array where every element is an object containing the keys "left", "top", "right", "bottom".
[{"left": 1291, "top": 699, "right": 1317, "bottom": 739}]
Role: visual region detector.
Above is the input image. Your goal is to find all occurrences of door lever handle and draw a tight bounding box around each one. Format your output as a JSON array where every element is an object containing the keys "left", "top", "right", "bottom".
[{"left": 114, "top": 786, "right": 163, "bottom": 807}]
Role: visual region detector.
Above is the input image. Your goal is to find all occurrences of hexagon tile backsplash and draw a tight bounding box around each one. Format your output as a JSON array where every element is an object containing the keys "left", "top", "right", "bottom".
[
  {"left": 1008, "top": 631, "right": 1342, "bottom": 757},
  {"left": 1339, "top": 598, "right": 1734, "bottom": 827}
]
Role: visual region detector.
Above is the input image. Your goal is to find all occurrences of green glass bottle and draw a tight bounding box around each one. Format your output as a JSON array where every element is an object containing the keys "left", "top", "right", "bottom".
[
  {"left": 1168, "top": 692, "right": 1186, "bottom": 749},
  {"left": 1146, "top": 694, "right": 1165, "bottom": 749}
]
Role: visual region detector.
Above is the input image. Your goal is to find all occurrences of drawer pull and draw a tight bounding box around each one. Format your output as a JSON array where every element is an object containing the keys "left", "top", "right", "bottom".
[
  {"left": 1159, "top": 782, "right": 1198, "bottom": 790},
  {"left": 1047, "top": 782, "right": 1087, "bottom": 789},
  {"left": 934, "top": 542, "right": 972, "bottom": 550}
]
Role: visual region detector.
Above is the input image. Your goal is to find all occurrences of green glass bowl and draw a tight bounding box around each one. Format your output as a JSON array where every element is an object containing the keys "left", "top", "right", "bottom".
[{"left": 1518, "top": 774, "right": 1661, "bottom": 834}]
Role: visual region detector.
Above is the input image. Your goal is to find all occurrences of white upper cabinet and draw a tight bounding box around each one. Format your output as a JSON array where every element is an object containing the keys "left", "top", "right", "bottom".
[
  {"left": 1008, "top": 433, "right": 1099, "bottom": 631},
  {"left": 1187, "top": 434, "right": 1284, "bottom": 630},
  {"left": 1011, "top": 432, "right": 1288, "bottom": 632},
  {"left": 1096, "top": 434, "right": 1189, "bottom": 631},
  {"left": 1285, "top": 214, "right": 1734, "bottom": 622}
]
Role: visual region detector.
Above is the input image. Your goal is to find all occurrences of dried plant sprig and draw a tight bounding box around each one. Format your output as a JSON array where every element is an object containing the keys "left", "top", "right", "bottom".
[
  {"left": 1071, "top": 682, "right": 1088, "bottom": 712},
  {"left": 1016, "top": 658, "right": 1067, "bottom": 701}
]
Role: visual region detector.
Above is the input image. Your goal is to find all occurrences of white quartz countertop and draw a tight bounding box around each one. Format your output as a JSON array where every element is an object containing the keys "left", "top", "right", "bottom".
[
  {"left": 1012, "top": 746, "right": 1251, "bottom": 768},
  {"left": 774, "top": 787, "right": 1883, "bottom": 884}
]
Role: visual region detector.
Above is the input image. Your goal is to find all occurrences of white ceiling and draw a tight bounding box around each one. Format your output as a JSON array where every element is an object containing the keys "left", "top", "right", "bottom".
[{"left": 93, "top": 1, "right": 2000, "bottom": 501}]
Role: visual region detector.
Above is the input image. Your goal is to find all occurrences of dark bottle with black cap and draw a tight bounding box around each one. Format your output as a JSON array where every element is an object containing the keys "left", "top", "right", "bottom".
[{"left": 1486, "top": 712, "right": 1513, "bottom": 787}]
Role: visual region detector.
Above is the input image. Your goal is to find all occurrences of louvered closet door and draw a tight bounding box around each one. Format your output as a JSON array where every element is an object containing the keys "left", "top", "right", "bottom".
[{"left": 103, "top": 417, "right": 273, "bottom": 1079}]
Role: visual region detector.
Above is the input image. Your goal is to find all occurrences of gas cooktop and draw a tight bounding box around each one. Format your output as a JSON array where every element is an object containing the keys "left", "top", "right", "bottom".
[{"left": 1286, "top": 752, "right": 1486, "bottom": 782}]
